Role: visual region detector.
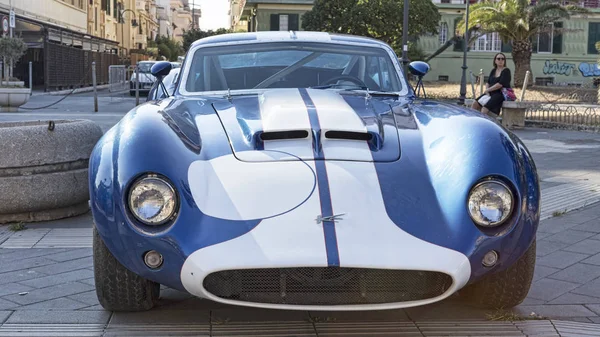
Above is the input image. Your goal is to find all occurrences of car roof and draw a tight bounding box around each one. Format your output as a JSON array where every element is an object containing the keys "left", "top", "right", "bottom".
[{"left": 190, "top": 31, "right": 389, "bottom": 49}]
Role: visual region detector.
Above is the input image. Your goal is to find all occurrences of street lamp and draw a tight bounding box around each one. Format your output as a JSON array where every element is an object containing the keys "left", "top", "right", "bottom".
[
  {"left": 458, "top": 0, "right": 470, "bottom": 105},
  {"left": 119, "top": 9, "right": 140, "bottom": 58}
]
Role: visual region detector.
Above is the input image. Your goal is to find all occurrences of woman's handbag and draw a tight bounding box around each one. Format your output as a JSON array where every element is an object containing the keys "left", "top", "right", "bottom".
[
  {"left": 477, "top": 94, "right": 491, "bottom": 106},
  {"left": 502, "top": 88, "right": 516, "bottom": 101}
]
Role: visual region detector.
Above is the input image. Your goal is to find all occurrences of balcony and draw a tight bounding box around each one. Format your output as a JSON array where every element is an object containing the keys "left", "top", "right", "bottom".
[
  {"left": 135, "top": 34, "right": 147, "bottom": 44},
  {"left": 136, "top": 0, "right": 146, "bottom": 11}
]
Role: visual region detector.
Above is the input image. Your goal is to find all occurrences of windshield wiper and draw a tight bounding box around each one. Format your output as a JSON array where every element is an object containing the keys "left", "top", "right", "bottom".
[
  {"left": 310, "top": 85, "right": 400, "bottom": 97},
  {"left": 310, "top": 84, "right": 368, "bottom": 90}
]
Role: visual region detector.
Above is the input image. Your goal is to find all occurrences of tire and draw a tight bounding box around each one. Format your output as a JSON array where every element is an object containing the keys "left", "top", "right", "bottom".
[
  {"left": 93, "top": 226, "right": 160, "bottom": 311},
  {"left": 459, "top": 239, "right": 536, "bottom": 309}
]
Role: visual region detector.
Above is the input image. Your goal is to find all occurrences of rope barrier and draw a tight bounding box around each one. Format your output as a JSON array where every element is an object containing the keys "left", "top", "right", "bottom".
[{"left": 18, "top": 65, "right": 96, "bottom": 110}]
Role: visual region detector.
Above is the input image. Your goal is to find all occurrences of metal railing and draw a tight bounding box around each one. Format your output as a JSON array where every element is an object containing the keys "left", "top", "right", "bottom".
[{"left": 108, "top": 65, "right": 128, "bottom": 93}]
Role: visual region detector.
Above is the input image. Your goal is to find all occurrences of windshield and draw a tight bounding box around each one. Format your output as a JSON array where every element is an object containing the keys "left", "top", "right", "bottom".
[
  {"left": 184, "top": 42, "right": 402, "bottom": 93},
  {"left": 138, "top": 62, "right": 155, "bottom": 73}
]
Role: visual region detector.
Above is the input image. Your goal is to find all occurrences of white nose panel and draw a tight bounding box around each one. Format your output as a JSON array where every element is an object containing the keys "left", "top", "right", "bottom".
[{"left": 187, "top": 151, "right": 316, "bottom": 221}]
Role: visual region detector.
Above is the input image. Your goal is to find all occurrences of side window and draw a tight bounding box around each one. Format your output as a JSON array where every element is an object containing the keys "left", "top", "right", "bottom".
[{"left": 366, "top": 56, "right": 392, "bottom": 91}]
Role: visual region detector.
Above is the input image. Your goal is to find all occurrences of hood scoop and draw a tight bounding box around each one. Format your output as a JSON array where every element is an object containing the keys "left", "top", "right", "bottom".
[
  {"left": 259, "top": 130, "right": 310, "bottom": 141},
  {"left": 212, "top": 89, "right": 400, "bottom": 163}
]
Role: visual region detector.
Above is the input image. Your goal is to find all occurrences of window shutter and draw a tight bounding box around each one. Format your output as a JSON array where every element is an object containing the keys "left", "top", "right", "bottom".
[
  {"left": 553, "top": 22, "right": 563, "bottom": 54},
  {"left": 501, "top": 40, "right": 512, "bottom": 52},
  {"left": 270, "top": 14, "right": 280, "bottom": 31},
  {"left": 588, "top": 22, "right": 599, "bottom": 54},
  {"left": 289, "top": 14, "right": 299, "bottom": 31}
]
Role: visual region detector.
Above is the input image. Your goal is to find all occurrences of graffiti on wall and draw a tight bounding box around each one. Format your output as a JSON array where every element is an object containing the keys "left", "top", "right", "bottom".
[
  {"left": 579, "top": 63, "right": 600, "bottom": 77},
  {"left": 542, "top": 60, "right": 600, "bottom": 77},
  {"left": 543, "top": 60, "right": 576, "bottom": 76}
]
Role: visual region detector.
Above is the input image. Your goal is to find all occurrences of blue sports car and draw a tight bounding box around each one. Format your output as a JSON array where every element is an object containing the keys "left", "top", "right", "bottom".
[{"left": 89, "top": 31, "right": 539, "bottom": 312}]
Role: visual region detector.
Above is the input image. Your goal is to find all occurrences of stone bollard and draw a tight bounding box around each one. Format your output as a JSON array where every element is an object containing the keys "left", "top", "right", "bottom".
[{"left": 0, "top": 120, "right": 103, "bottom": 224}]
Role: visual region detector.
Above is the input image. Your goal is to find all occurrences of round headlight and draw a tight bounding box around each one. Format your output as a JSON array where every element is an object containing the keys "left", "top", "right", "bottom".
[
  {"left": 468, "top": 180, "right": 514, "bottom": 227},
  {"left": 128, "top": 175, "right": 177, "bottom": 225}
]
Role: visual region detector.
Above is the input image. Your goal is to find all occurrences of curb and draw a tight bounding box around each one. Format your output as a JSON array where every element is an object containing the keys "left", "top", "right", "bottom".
[
  {"left": 0, "top": 319, "right": 598, "bottom": 336},
  {"left": 31, "top": 84, "right": 112, "bottom": 96}
]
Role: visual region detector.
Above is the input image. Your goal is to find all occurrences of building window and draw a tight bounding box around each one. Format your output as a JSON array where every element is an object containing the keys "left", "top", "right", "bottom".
[
  {"left": 270, "top": 14, "right": 299, "bottom": 31},
  {"left": 279, "top": 15, "right": 289, "bottom": 31},
  {"left": 471, "top": 32, "right": 501, "bottom": 52},
  {"left": 588, "top": 22, "right": 600, "bottom": 54},
  {"left": 439, "top": 22, "right": 448, "bottom": 45},
  {"left": 537, "top": 23, "right": 553, "bottom": 53}
]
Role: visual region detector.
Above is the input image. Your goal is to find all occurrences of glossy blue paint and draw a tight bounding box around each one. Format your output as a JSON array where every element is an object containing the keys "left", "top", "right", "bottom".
[
  {"left": 373, "top": 99, "right": 539, "bottom": 283},
  {"left": 90, "top": 32, "right": 540, "bottom": 295},
  {"left": 408, "top": 61, "right": 431, "bottom": 77},
  {"left": 151, "top": 61, "right": 173, "bottom": 78}
]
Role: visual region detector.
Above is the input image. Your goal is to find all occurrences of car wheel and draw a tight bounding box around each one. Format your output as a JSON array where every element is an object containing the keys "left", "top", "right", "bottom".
[
  {"left": 459, "top": 239, "right": 536, "bottom": 309},
  {"left": 93, "top": 226, "right": 160, "bottom": 311}
]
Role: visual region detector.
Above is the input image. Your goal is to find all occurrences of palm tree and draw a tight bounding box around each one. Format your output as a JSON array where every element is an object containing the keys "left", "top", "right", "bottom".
[{"left": 457, "top": 0, "right": 588, "bottom": 87}]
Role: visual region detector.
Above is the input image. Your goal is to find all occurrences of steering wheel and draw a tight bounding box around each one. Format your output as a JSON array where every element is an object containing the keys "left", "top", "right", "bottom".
[{"left": 323, "top": 75, "right": 368, "bottom": 88}]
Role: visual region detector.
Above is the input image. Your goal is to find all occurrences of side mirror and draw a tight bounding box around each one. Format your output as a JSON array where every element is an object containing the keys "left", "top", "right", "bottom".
[
  {"left": 150, "top": 61, "right": 173, "bottom": 98},
  {"left": 408, "top": 61, "right": 430, "bottom": 78},
  {"left": 408, "top": 61, "right": 430, "bottom": 99},
  {"left": 151, "top": 61, "right": 173, "bottom": 79}
]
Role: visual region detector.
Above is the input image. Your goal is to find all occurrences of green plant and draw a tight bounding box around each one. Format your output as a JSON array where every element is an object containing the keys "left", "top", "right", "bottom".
[
  {"left": 302, "top": 0, "right": 441, "bottom": 56},
  {"left": 9, "top": 222, "right": 26, "bottom": 231},
  {"left": 0, "top": 36, "right": 27, "bottom": 83}
]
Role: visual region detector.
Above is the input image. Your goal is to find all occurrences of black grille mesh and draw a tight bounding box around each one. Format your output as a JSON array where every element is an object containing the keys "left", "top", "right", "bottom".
[{"left": 203, "top": 267, "right": 453, "bottom": 305}]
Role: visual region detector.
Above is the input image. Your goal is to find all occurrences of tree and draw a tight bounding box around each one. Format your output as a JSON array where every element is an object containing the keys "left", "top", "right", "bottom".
[
  {"left": 182, "top": 28, "right": 231, "bottom": 52},
  {"left": 153, "top": 36, "right": 184, "bottom": 61},
  {"left": 456, "top": 0, "right": 588, "bottom": 86},
  {"left": 0, "top": 36, "right": 27, "bottom": 82},
  {"left": 301, "top": 0, "right": 441, "bottom": 56}
]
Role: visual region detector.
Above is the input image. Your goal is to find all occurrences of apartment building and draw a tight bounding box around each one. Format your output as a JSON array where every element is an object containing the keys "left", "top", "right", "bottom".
[
  {"left": 171, "top": 0, "right": 192, "bottom": 42},
  {"left": 421, "top": 0, "right": 600, "bottom": 85},
  {"left": 0, "top": 0, "right": 120, "bottom": 91},
  {"left": 238, "top": 0, "right": 313, "bottom": 32}
]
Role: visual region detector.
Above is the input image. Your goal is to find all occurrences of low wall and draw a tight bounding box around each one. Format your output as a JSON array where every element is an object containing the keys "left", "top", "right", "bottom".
[{"left": 0, "top": 120, "right": 103, "bottom": 224}]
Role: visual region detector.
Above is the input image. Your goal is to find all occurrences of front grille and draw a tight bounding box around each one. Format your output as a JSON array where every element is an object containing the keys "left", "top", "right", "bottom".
[{"left": 203, "top": 267, "right": 453, "bottom": 305}]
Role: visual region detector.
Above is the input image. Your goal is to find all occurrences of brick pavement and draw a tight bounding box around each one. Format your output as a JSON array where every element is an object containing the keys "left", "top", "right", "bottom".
[{"left": 0, "top": 127, "right": 599, "bottom": 335}]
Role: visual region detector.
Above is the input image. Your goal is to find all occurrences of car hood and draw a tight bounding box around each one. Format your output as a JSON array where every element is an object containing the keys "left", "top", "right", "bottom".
[{"left": 211, "top": 88, "right": 401, "bottom": 162}]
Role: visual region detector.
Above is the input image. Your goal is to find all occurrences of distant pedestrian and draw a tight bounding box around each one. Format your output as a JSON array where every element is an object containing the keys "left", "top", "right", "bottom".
[{"left": 471, "top": 53, "right": 512, "bottom": 116}]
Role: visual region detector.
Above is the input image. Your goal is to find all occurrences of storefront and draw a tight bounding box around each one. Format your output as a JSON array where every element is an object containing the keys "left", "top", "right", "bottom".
[{"left": 1, "top": 9, "right": 120, "bottom": 91}]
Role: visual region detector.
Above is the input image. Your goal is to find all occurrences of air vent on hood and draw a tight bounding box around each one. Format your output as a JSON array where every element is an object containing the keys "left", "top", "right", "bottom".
[
  {"left": 325, "top": 131, "right": 373, "bottom": 141},
  {"left": 260, "top": 130, "right": 309, "bottom": 141}
]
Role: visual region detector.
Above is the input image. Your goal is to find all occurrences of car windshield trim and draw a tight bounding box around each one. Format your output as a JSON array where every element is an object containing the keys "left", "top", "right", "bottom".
[{"left": 177, "top": 39, "right": 409, "bottom": 97}]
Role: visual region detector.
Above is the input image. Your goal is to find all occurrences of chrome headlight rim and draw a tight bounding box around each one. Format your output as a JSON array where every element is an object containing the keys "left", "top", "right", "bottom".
[
  {"left": 467, "top": 178, "right": 515, "bottom": 228},
  {"left": 127, "top": 173, "right": 179, "bottom": 227}
]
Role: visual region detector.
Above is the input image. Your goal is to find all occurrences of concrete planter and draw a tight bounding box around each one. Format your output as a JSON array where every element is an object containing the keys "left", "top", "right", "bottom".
[
  {"left": 0, "top": 86, "right": 31, "bottom": 112},
  {"left": 0, "top": 120, "right": 103, "bottom": 224}
]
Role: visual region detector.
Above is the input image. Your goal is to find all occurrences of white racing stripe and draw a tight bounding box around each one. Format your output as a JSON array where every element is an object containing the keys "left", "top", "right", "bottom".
[
  {"left": 259, "top": 89, "right": 313, "bottom": 159},
  {"left": 306, "top": 89, "right": 373, "bottom": 161}
]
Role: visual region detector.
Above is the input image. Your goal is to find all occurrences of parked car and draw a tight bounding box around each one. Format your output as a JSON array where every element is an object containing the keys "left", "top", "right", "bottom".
[
  {"left": 90, "top": 31, "right": 540, "bottom": 312},
  {"left": 129, "top": 61, "right": 157, "bottom": 96}
]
